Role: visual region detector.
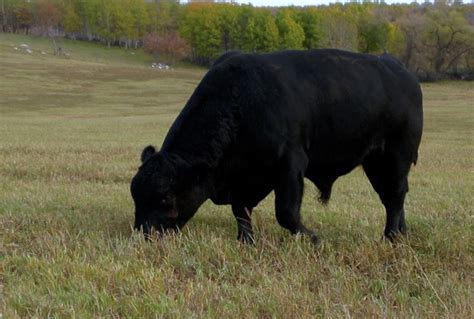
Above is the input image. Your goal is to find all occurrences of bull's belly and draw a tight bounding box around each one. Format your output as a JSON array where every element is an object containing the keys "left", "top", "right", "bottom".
[
  {"left": 305, "top": 160, "right": 359, "bottom": 184},
  {"left": 211, "top": 165, "right": 276, "bottom": 207},
  {"left": 305, "top": 138, "right": 385, "bottom": 180}
]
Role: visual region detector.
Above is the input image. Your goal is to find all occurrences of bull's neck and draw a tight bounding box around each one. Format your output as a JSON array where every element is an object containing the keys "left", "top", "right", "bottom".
[{"left": 161, "top": 93, "right": 238, "bottom": 169}]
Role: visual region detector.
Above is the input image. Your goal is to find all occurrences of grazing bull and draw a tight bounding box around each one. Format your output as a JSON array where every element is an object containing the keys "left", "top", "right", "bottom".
[{"left": 131, "top": 49, "right": 423, "bottom": 244}]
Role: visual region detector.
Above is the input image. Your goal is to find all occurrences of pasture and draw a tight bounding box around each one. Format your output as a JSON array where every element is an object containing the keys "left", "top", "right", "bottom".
[{"left": 1, "top": 34, "right": 473, "bottom": 317}]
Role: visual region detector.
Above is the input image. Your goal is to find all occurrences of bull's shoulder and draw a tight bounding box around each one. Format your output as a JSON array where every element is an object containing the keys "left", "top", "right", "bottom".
[
  {"left": 212, "top": 51, "right": 242, "bottom": 67},
  {"left": 379, "top": 53, "right": 404, "bottom": 66}
]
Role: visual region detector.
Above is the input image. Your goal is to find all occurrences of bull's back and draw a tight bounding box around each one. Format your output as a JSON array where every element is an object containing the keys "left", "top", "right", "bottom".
[{"left": 226, "top": 50, "right": 422, "bottom": 174}]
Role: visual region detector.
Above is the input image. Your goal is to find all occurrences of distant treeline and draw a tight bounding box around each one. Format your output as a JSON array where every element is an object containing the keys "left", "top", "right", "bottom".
[{"left": 1, "top": 0, "right": 473, "bottom": 80}]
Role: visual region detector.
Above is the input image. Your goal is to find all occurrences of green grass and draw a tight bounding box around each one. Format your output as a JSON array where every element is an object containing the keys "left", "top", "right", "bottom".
[{"left": 1, "top": 34, "right": 473, "bottom": 318}]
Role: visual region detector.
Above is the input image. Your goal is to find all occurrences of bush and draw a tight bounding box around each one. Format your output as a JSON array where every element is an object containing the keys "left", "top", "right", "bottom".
[{"left": 143, "top": 31, "right": 190, "bottom": 63}]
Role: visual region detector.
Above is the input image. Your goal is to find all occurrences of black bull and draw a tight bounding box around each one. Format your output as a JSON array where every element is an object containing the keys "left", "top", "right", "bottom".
[{"left": 131, "top": 49, "right": 423, "bottom": 244}]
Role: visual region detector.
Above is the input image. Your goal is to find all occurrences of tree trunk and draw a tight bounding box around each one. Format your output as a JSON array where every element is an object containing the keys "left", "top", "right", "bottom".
[
  {"left": 49, "top": 30, "right": 59, "bottom": 55},
  {"left": 402, "top": 37, "right": 414, "bottom": 69},
  {"left": 434, "top": 50, "right": 446, "bottom": 74},
  {"left": 0, "top": 0, "right": 8, "bottom": 32},
  {"left": 1, "top": 0, "right": 6, "bottom": 32}
]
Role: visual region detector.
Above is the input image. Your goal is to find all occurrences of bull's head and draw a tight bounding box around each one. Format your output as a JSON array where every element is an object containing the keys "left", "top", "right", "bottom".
[{"left": 130, "top": 145, "right": 209, "bottom": 238}]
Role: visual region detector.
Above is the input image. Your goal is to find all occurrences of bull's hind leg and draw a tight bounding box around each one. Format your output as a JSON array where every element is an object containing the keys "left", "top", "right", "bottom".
[
  {"left": 274, "top": 151, "right": 319, "bottom": 244},
  {"left": 363, "top": 150, "right": 412, "bottom": 241},
  {"left": 232, "top": 204, "right": 254, "bottom": 244}
]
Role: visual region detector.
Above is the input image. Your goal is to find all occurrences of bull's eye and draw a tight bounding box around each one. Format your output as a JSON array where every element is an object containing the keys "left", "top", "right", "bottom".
[{"left": 157, "top": 196, "right": 173, "bottom": 210}]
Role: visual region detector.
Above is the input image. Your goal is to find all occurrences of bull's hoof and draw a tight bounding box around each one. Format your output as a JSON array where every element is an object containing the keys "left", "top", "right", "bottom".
[
  {"left": 383, "top": 230, "right": 407, "bottom": 244},
  {"left": 399, "top": 225, "right": 408, "bottom": 235},
  {"left": 238, "top": 232, "right": 255, "bottom": 245},
  {"left": 297, "top": 228, "right": 320, "bottom": 246},
  {"left": 309, "top": 234, "right": 321, "bottom": 246}
]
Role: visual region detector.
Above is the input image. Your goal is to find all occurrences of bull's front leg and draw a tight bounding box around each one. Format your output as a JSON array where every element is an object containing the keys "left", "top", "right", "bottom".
[
  {"left": 232, "top": 204, "right": 254, "bottom": 244},
  {"left": 274, "top": 151, "right": 319, "bottom": 245}
]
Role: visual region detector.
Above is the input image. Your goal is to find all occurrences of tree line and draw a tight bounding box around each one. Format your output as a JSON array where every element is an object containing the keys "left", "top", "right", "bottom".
[{"left": 1, "top": 0, "right": 473, "bottom": 80}]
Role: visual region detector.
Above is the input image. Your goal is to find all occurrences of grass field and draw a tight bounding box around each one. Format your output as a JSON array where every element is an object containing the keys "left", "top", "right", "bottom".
[{"left": 1, "top": 34, "right": 473, "bottom": 318}]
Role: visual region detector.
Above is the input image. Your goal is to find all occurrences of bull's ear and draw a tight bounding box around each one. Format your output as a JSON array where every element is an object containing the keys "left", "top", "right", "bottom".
[{"left": 141, "top": 145, "right": 156, "bottom": 163}]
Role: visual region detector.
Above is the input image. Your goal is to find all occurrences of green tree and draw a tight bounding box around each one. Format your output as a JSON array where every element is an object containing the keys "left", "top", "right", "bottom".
[
  {"left": 253, "top": 8, "right": 279, "bottom": 52},
  {"left": 0, "top": 0, "right": 34, "bottom": 34},
  {"left": 385, "top": 22, "right": 405, "bottom": 57},
  {"left": 319, "top": 6, "right": 358, "bottom": 51},
  {"left": 35, "top": 0, "right": 62, "bottom": 54},
  {"left": 297, "top": 7, "right": 324, "bottom": 49},
  {"left": 216, "top": 3, "right": 239, "bottom": 51},
  {"left": 97, "top": 0, "right": 112, "bottom": 46},
  {"left": 147, "top": 0, "right": 180, "bottom": 33},
  {"left": 395, "top": 7, "right": 425, "bottom": 70},
  {"left": 1, "top": 0, "right": 7, "bottom": 31},
  {"left": 92, "top": 0, "right": 134, "bottom": 48},
  {"left": 63, "top": 0, "right": 95, "bottom": 40},
  {"left": 357, "top": 10, "right": 391, "bottom": 53},
  {"left": 231, "top": 5, "right": 257, "bottom": 52},
  {"left": 180, "top": 3, "right": 222, "bottom": 64},
  {"left": 14, "top": 1, "right": 33, "bottom": 34},
  {"left": 129, "top": 0, "right": 149, "bottom": 48},
  {"left": 63, "top": 1, "right": 81, "bottom": 34},
  {"left": 421, "top": 7, "right": 474, "bottom": 74},
  {"left": 276, "top": 9, "right": 305, "bottom": 50}
]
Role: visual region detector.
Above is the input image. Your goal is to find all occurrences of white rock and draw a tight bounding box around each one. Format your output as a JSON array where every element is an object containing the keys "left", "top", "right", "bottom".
[{"left": 151, "top": 62, "right": 172, "bottom": 70}]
